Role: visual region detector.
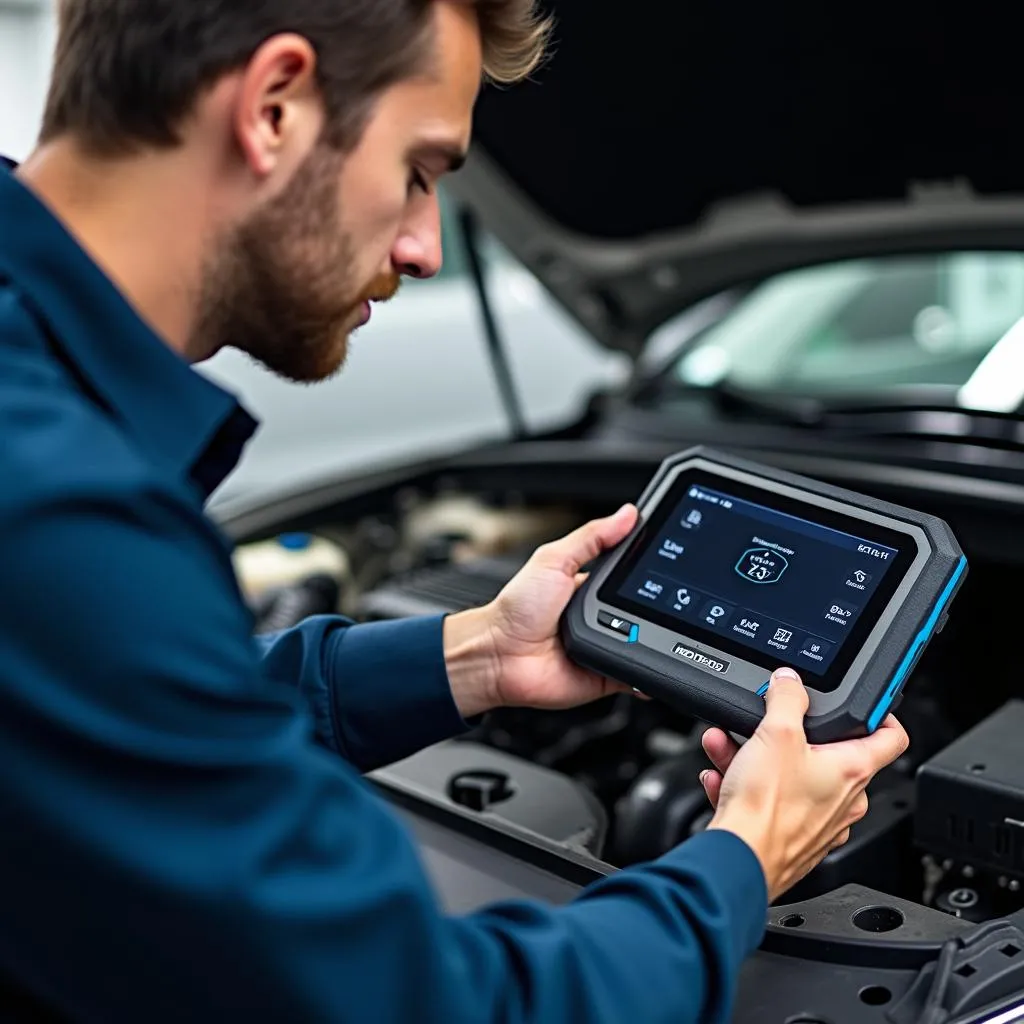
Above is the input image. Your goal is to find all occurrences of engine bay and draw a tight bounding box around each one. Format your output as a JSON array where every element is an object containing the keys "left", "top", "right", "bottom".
[{"left": 229, "top": 452, "right": 1024, "bottom": 930}]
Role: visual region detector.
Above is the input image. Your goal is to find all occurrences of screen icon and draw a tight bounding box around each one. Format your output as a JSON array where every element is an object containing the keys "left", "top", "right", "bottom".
[
  {"left": 732, "top": 616, "right": 762, "bottom": 640},
  {"left": 671, "top": 585, "right": 704, "bottom": 612},
  {"left": 637, "top": 578, "right": 664, "bottom": 601},
  {"left": 825, "top": 601, "right": 858, "bottom": 627},
  {"left": 797, "top": 636, "right": 833, "bottom": 664},
  {"left": 681, "top": 508, "right": 703, "bottom": 530},
  {"left": 845, "top": 568, "right": 873, "bottom": 590},
  {"left": 735, "top": 547, "right": 790, "bottom": 585},
  {"left": 773, "top": 628, "right": 793, "bottom": 644},
  {"left": 700, "top": 600, "right": 733, "bottom": 627},
  {"left": 659, "top": 538, "right": 685, "bottom": 561}
]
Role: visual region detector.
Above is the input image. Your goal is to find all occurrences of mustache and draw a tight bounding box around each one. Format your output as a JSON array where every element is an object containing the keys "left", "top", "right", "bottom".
[{"left": 358, "top": 272, "right": 401, "bottom": 305}]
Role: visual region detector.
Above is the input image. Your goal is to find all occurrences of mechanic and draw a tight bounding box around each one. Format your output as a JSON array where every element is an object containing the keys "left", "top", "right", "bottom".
[{"left": 0, "top": 1, "right": 909, "bottom": 1021}]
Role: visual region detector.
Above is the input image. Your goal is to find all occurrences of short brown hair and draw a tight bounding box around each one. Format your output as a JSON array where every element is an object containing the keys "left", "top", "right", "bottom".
[{"left": 40, "top": 0, "right": 550, "bottom": 156}]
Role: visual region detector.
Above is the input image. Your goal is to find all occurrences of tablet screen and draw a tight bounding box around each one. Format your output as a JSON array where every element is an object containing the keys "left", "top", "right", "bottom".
[{"left": 600, "top": 472, "right": 916, "bottom": 692}]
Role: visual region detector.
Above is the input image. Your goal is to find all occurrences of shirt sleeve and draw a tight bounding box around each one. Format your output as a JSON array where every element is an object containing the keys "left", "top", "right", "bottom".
[
  {"left": 0, "top": 437, "right": 767, "bottom": 1024},
  {"left": 255, "top": 614, "right": 473, "bottom": 771}
]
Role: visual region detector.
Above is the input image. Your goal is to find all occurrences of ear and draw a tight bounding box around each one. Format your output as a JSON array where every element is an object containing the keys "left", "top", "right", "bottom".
[{"left": 232, "top": 33, "right": 322, "bottom": 179}]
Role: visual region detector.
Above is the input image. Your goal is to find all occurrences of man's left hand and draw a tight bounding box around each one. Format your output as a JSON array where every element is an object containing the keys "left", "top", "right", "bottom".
[{"left": 443, "top": 504, "right": 640, "bottom": 719}]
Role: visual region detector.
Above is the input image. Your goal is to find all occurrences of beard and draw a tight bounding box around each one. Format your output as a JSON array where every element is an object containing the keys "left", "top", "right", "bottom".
[{"left": 191, "top": 143, "right": 400, "bottom": 383}]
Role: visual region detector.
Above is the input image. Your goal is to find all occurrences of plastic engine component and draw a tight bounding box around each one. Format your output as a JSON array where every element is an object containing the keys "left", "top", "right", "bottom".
[
  {"left": 915, "top": 699, "right": 1024, "bottom": 878},
  {"left": 357, "top": 556, "right": 523, "bottom": 620},
  {"left": 372, "top": 741, "right": 609, "bottom": 857}
]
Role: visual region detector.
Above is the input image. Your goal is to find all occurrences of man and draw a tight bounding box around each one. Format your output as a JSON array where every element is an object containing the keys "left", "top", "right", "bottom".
[{"left": 0, "top": 1, "right": 908, "bottom": 1021}]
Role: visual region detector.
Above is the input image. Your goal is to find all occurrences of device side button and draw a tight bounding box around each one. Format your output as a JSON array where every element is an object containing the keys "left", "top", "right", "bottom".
[
  {"left": 597, "top": 610, "right": 637, "bottom": 639},
  {"left": 867, "top": 637, "right": 923, "bottom": 732},
  {"left": 757, "top": 681, "right": 770, "bottom": 699}
]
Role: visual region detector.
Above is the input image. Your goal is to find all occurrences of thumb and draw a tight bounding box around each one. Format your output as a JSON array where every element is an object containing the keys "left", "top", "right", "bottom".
[
  {"left": 535, "top": 504, "right": 638, "bottom": 577},
  {"left": 761, "top": 667, "right": 810, "bottom": 733}
]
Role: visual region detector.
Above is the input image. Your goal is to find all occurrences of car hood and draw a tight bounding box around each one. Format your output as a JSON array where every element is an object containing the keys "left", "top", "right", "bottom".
[{"left": 446, "top": 2, "right": 1024, "bottom": 358}]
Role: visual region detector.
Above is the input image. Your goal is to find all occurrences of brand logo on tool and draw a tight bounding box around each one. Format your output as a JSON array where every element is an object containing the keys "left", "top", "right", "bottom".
[{"left": 672, "top": 643, "right": 730, "bottom": 674}]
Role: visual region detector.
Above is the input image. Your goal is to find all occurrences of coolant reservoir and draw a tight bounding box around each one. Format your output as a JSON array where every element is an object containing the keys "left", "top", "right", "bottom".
[{"left": 232, "top": 533, "right": 349, "bottom": 603}]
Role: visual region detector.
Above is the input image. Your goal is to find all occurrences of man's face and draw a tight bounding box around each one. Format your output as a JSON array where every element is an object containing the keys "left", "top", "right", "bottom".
[{"left": 194, "top": 2, "right": 481, "bottom": 382}]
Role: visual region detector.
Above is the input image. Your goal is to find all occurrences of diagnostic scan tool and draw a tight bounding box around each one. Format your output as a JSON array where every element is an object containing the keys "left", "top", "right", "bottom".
[{"left": 562, "top": 447, "right": 967, "bottom": 742}]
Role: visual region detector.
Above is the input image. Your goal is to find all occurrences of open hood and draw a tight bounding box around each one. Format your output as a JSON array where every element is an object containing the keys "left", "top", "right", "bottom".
[{"left": 446, "top": 2, "right": 1024, "bottom": 358}]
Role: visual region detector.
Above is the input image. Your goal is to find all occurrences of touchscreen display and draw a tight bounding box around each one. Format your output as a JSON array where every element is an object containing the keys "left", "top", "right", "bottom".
[{"left": 603, "top": 477, "right": 906, "bottom": 682}]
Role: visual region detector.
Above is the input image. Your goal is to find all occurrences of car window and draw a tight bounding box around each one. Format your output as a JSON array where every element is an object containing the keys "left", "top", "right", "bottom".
[
  {"left": 672, "top": 252, "right": 1024, "bottom": 400},
  {"left": 434, "top": 188, "right": 469, "bottom": 281}
]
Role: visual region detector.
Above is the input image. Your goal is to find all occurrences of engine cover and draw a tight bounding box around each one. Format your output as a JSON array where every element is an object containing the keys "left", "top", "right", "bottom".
[
  {"left": 357, "top": 556, "right": 524, "bottom": 620},
  {"left": 373, "top": 741, "right": 609, "bottom": 857},
  {"left": 915, "top": 700, "right": 1024, "bottom": 878}
]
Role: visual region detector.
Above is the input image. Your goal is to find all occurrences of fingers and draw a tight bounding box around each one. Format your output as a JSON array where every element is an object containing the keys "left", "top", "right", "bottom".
[
  {"left": 700, "top": 769, "right": 724, "bottom": 809},
  {"left": 835, "top": 715, "right": 911, "bottom": 783},
  {"left": 579, "top": 672, "right": 651, "bottom": 703},
  {"left": 535, "top": 504, "right": 638, "bottom": 577},
  {"left": 760, "top": 668, "right": 809, "bottom": 739},
  {"left": 858, "top": 715, "right": 910, "bottom": 768},
  {"left": 702, "top": 727, "right": 741, "bottom": 776},
  {"left": 608, "top": 679, "right": 652, "bottom": 702}
]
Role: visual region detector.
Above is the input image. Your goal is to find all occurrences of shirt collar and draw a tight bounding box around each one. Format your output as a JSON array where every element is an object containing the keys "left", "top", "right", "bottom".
[{"left": 0, "top": 157, "right": 257, "bottom": 499}]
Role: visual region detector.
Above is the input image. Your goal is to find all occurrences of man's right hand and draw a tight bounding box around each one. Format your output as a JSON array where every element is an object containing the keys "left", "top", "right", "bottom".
[{"left": 701, "top": 667, "right": 910, "bottom": 902}]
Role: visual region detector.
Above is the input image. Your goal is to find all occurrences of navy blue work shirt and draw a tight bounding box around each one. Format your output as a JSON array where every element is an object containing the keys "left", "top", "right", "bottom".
[{"left": 0, "top": 158, "right": 767, "bottom": 1023}]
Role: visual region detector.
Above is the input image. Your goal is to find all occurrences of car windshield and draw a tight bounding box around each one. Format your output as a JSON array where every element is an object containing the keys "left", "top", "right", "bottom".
[{"left": 667, "top": 252, "right": 1024, "bottom": 412}]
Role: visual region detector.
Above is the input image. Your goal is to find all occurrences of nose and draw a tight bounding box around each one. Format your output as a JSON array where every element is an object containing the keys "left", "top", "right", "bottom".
[{"left": 391, "top": 194, "right": 443, "bottom": 280}]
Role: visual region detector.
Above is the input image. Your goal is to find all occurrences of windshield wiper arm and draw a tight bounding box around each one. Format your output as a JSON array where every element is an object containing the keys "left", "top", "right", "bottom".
[{"left": 703, "top": 381, "right": 826, "bottom": 428}]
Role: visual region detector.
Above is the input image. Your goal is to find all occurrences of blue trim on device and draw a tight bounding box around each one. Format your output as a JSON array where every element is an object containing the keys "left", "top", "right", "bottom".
[
  {"left": 757, "top": 681, "right": 770, "bottom": 698},
  {"left": 866, "top": 555, "right": 967, "bottom": 732},
  {"left": 628, "top": 624, "right": 639, "bottom": 644}
]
